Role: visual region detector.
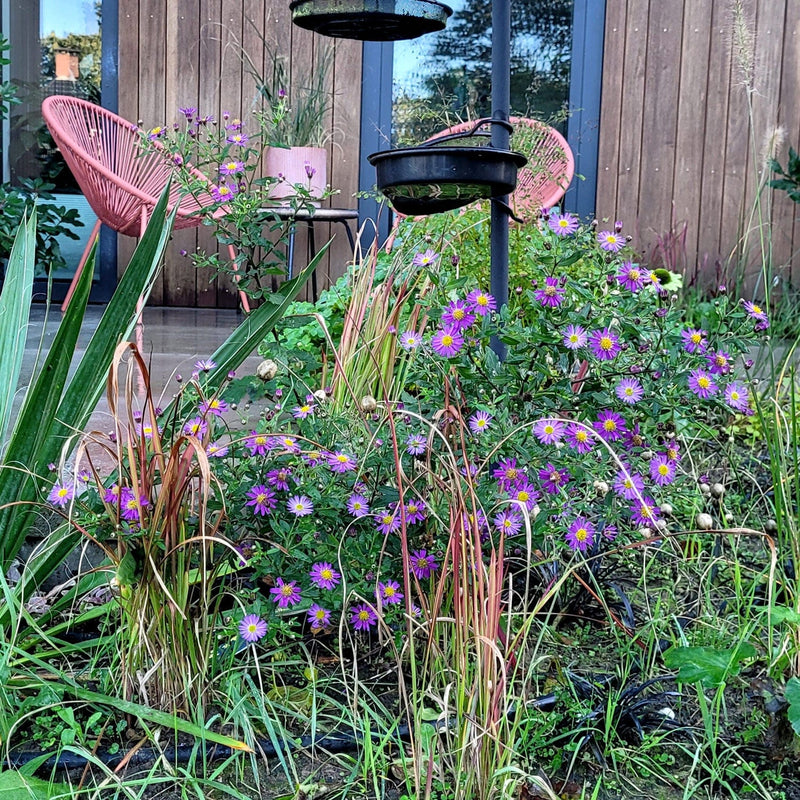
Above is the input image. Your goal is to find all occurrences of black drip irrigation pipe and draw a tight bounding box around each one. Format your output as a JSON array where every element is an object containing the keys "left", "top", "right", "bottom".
[{"left": 7, "top": 694, "right": 559, "bottom": 773}]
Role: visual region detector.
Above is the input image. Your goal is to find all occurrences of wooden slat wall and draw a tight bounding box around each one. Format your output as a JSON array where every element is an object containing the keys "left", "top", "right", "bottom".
[
  {"left": 596, "top": 0, "right": 800, "bottom": 291},
  {"left": 118, "top": 0, "right": 362, "bottom": 307}
]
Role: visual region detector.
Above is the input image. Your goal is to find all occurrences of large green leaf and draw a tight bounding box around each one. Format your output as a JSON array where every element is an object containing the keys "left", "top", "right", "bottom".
[
  {"left": 786, "top": 677, "right": 800, "bottom": 735},
  {"left": 663, "top": 642, "right": 756, "bottom": 687},
  {"left": 0, "top": 770, "right": 70, "bottom": 799},
  {"left": 0, "top": 184, "right": 177, "bottom": 571},
  {"left": 0, "top": 212, "right": 36, "bottom": 448}
]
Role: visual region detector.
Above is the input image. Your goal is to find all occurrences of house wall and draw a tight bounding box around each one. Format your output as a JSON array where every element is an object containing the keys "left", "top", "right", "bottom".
[
  {"left": 596, "top": 0, "right": 800, "bottom": 292},
  {"left": 117, "top": 0, "right": 362, "bottom": 307}
]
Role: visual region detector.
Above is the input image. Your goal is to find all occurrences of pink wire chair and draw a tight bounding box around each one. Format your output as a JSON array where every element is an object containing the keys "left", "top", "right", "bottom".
[
  {"left": 425, "top": 116, "right": 574, "bottom": 218},
  {"left": 41, "top": 95, "right": 250, "bottom": 313}
]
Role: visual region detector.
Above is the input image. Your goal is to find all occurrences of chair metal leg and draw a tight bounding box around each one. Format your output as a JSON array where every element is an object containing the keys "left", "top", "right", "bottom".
[
  {"left": 61, "top": 218, "right": 102, "bottom": 312},
  {"left": 307, "top": 221, "right": 318, "bottom": 302},
  {"left": 227, "top": 244, "right": 251, "bottom": 313}
]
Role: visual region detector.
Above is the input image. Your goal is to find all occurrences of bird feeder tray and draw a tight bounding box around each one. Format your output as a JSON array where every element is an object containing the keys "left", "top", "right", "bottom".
[
  {"left": 368, "top": 118, "right": 527, "bottom": 215},
  {"left": 289, "top": 0, "right": 452, "bottom": 40}
]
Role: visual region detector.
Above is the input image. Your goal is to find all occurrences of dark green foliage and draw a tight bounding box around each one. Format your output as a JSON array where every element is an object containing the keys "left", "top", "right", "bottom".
[{"left": 770, "top": 147, "right": 800, "bottom": 203}]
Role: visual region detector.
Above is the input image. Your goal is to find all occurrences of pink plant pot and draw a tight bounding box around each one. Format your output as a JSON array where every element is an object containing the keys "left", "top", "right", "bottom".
[{"left": 265, "top": 146, "right": 328, "bottom": 204}]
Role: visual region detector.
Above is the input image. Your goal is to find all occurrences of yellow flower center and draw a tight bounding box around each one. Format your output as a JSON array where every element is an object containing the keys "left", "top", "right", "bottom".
[
  {"left": 544, "top": 284, "right": 557, "bottom": 296},
  {"left": 752, "top": 304, "right": 762, "bottom": 314},
  {"left": 384, "top": 586, "right": 396, "bottom": 597},
  {"left": 314, "top": 609, "right": 326, "bottom": 620},
  {"left": 382, "top": 515, "right": 393, "bottom": 525},
  {"left": 358, "top": 610, "right": 370, "bottom": 621},
  {"left": 321, "top": 568, "right": 333, "bottom": 580},
  {"left": 336, "top": 454, "right": 348, "bottom": 463},
  {"left": 518, "top": 491, "right": 529, "bottom": 503},
  {"left": 476, "top": 295, "right": 488, "bottom": 306},
  {"left": 600, "top": 337, "right": 613, "bottom": 350},
  {"left": 453, "top": 308, "right": 465, "bottom": 320},
  {"left": 247, "top": 623, "right": 258, "bottom": 634},
  {"left": 715, "top": 355, "right": 727, "bottom": 366},
  {"left": 691, "top": 333, "right": 702, "bottom": 343},
  {"left": 255, "top": 436, "right": 267, "bottom": 445},
  {"left": 280, "top": 584, "right": 293, "bottom": 597},
  {"left": 256, "top": 493, "right": 267, "bottom": 504},
  {"left": 575, "top": 527, "right": 588, "bottom": 542},
  {"left": 658, "top": 464, "right": 669, "bottom": 476},
  {"left": 698, "top": 376, "right": 710, "bottom": 389},
  {"left": 544, "top": 424, "right": 554, "bottom": 435},
  {"left": 607, "top": 235, "right": 617, "bottom": 244},
  {"left": 628, "top": 269, "right": 640, "bottom": 280},
  {"left": 506, "top": 468, "right": 517, "bottom": 479},
  {"left": 730, "top": 390, "right": 740, "bottom": 401},
  {"left": 558, "top": 219, "right": 569, "bottom": 228},
  {"left": 57, "top": 488, "right": 69, "bottom": 498},
  {"left": 604, "top": 420, "right": 617, "bottom": 431},
  {"left": 576, "top": 431, "right": 588, "bottom": 441},
  {"left": 441, "top": 335, "right": 454, "bottom": 347}
]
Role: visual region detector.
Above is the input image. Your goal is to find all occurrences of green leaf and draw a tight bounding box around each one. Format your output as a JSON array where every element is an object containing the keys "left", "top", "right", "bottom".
[
  {"left": 785, "top": 677, "right": 800, "bottom": 735},
  {"left": 0, "top": 770, "right": 70, "bottom": 799},
  {"left": 0, "top": 211, "right": 36, "bottom": 448},
  {"left": 768, "top": 606, "right": 800, "bottom": 625},
  {"left": 663, "top": 643, "right": 756, "bottom": 687},
  {"left": 116, "top": 551, "right": 137, "bottom": 586}
]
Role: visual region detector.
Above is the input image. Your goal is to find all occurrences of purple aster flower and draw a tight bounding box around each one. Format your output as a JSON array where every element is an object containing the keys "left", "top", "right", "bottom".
[
  {"left": 563, "top": 324, "right": 588, "bottom": 350},
  {"left": 664, "top": 441, "right": 682, "bottom": 462},
  {"left": 548, "top": 212, "right": 580, "bottom": 236},
  {"left": 724, "top": 381, "right": 751, "bottom": 413},
  {"left": 466, "top": 289, "right": 497, "bottom": 316},
  {"left": 613, "top": 467, "right": 645, "bottom": 500},
  {"left": 206, "top": 441, "right": 229, "bottom": 457},
  {"left": 431, "top": 327, "right": 465, "bottom": 358},
  {"left": 602, "top": 524, "right": 618, "bottom": 541},
  {"left": 533, "top": 418, "right": 566, "bottom": 445},
  {"left": 351, "top": 603, "right": 378, "bottom": 631},
  {"left": 705, "top": 350, "right": 732, "bottom": 375},
  {"left": 239, "top": 614, "right": 267, "bottom": 643},
  {"left": 327, "top": 451, "right": 357, "bottom": 473},
  {"left": 404, "top": 498, "right": 426, "bottom": 524},
  {"left": 597, "top": 230, "right": 626, "bottom": 252},
  {"left": 593, "top": 409, "right": 627, "bottom": 442},
  {"left": 183, "top": 417, "right": 208, "bottom": 438},
  {"left": 135, "top": 421, "right": 159, "bottom": 439},
  {"left": 246, "top": 485, "right": 277, "bottom": 516},
  {"left": 399, "top": 330, "right": 422, "bottom": 350},
  {"left": 120, "top": 486, "right": 149, "bottom": 522},
  {"left": 565, "top": 517, "right": 596, "bottom": 552},
  {"left": 309, "top": 562, "right": 341, "bottom": 590},
  {"left": 412, "top": 248, "right": 438, "bottom": 267},
  {"left": 376, "top": 510, "right": 401, "bottom": 535},
  {"left": 534, "top": 276, "right": 566, "bottom": 308},
  {"left": 409, "top": 549, "right": 438, "bottom": 579},
  {"left": 245, "top": 432, "right": 270, "bottom": 456},
  {"left": 624, "top": 423, "right": 646, "bottom": 450},
  {"left": 199, "top": 398, "right": 229, "bottom": 416},
  {"left": 494, "top": 509, "right": 524, "bottom": 536},
  {"left": 743, "top": 300, "right": 769, "bottom": 328},
  {"left": 293, "top": 402, "right": 315, "bottom": 419},
  {"left": 630, "top": 497, "right": 661, "bottom": 527},
  {"left": 226, "top": 132, "right": 249, "bottom": 146},
  {"left": 219, "top": 159, "right": 245, "bottom": 176},
  {"left": 377, "top": 580, "right": 404, "bottom": 605},
  {"left": 147, "top": 126, "right": 166, "bottom": 140},
  {"left": 615, "top": 261, "right": 647, "bottom": 292},
  {"left": 272, "top": 435, "right": 300, "bottom": 453},
  {"left": 103, "top": 484, "right": 120, "bottom": 504},
  {"left": 539, "top": 463, "right": 570, "bottom": 494},
  {"left": 347, "top": 493, "right": 370, "bottom": 518},
  {"left": 178, "top": 106, "right": 197, "bottom": 119},
  {"left": 307, "top": 604, "right": 332, "bottom": 630},
  {"left": 266, "top": 468, "right": 293, "bottom": 491},
  {"left": 406, "top": 433, "right": 427, "bottom": 455},
  {"left": 492, "top": 458, "right": 523, "bottom": 490},
  {"left": 463, "top": 509, "right": 489, "bottom": 535},
  {"left": 589, "top": 328, "right": 621, "bottom": 361},
  {"left": 441, "top": 299, "right": 476, "bottom": 331},
  {"left": 469, "top": 410, "right": 492, "bottom": 435},
  {"left": 565, "top": 422, "right": 594, "bottom": 453},
  {"left": 615, "top": 377, "right": 644, "bottom": 405},
  {"left": 287, "top": 495, "right": 314, "bottom": 516},
  {"left": 270, "top": 577, "right": 301, "bottom": 608},
  {"left": 508, "top": 479, "right": 540, "bottom": 511},
  {"left": 681, "top": 328, "right": 708, "bottom": 354},
  {"left": 48, "top": 481, "right": 74, "bottom": 508},
  {"left": 211, "top": 183, "right": 237, "bottom": 203},
  {"left": 650, "top": 453, "right": 676, "bottom": 487},
  {"left": 688, "top": 368, "right": 718, "bottom": 399}
]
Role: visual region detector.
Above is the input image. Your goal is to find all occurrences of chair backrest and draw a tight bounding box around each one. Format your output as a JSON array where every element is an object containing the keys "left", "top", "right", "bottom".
[
  {"left": 425, "top": 117, "right": 574, "bottom": 218},
  {"left": 42, "top": 95, "right": 212, "bottom": 237}
]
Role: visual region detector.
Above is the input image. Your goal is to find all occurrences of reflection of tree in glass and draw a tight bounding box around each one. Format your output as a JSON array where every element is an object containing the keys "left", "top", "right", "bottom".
[{"left": 394, "top": 0, "right": 572, "bottom": 146}]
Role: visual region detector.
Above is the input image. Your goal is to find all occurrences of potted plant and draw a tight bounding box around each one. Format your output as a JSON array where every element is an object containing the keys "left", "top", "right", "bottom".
[{"left": 253, "top": 45, "right": 333, "bottom": 203}]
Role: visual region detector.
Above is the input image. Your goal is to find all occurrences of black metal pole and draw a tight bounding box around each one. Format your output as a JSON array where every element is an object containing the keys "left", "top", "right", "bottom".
[{"left": 490, "top": 0, "right": 511, "bottom": 360}]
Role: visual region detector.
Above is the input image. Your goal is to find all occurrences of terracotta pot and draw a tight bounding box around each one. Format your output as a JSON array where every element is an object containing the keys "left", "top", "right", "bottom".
[{"left": 265, "top": 146, "right": 328, "bottom": 204}]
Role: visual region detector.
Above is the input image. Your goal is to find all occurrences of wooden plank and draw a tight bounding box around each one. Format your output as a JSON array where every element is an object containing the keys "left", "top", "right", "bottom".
[
  {"left": 328, "top": 39, "right": 362, "bottom": 285},
  {"left": 671, "top": 0, "right": 713, "bottom": 280},
  {"left": 636, "top": 0, "right": 684, "bottom": 256},
  {"left": 696, "top": 2, "right": 733, "bottom": 285},
  {"left": 163, "top": 0, "right": 201, "bottom": 307},
  {"left": 774, "top": 3, "right": 800, "bottom": 286},
  {"left": 137, "top": 0, "right": 167, "bottom": 304},
  {"left": 215, "top": 0, "right": 244, "bottom": 308},
  {"left": 614, "top": 0, "right": 650, "bottom": 242},
  {"left": 117, "top": 0, "right": 140, "bottom": 281},
  {"left": 595, "top": 0, "right": 627, "bottom": 224},
  {"left": 196, "top": 0, "right": 223, "bottom": 308}
]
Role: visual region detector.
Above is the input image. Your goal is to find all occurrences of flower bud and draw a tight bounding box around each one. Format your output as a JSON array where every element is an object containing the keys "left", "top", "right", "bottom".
[
  {"left": 360, "top": 395, "right": 377, "bottom": 413},
  {"left": 699, "top": 482, "right": 711, "bottom": 495},
  {"left": 593, "top": 479, "right": 610, "bottom": 496},
  {"left": 256, "top": 359, "right": 278, "bottom": 381},
  {"left": 710, "top": 483, "right": 725, "bottom": 498},
  {"left": 764, "top": 519, "right": 778, "bottom": 533},
  {"left": 313, "top": 389, "right": 327, "bottom": 403},
  {"left": 696, "top": 512, "right": 713, "bottom": 530},
  {"left": 660, "top": 502, "right": 673, "bottom": 516}
]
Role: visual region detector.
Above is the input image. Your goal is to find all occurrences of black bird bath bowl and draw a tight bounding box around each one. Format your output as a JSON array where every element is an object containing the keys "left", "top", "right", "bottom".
[
  {"left": 368, "top": 118, "right": 527, "bottom": 216},
  {"left": 290, "top": 0, "right": 452, "bottom": 40}
]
